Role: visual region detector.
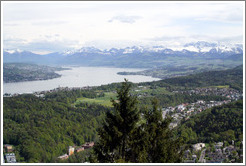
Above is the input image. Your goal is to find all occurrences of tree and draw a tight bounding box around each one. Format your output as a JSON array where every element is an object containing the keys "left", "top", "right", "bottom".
[
  {"left": 94, "top": 79, "right": 140, "bottom": 162},
  {"left": 93, "top": 80, "right": 184, "bottom": 163},
  {"left": 143, "top": 98, "right": 184, "bottom": 162}
]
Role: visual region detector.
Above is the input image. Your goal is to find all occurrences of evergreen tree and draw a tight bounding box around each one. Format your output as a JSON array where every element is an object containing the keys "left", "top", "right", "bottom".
[
  {"left": 143, "top": 98, "right": 184, "bottom": 162},
  {"left": 94, "top": 79, "right": 140, "bottom": 162},
  {"left": 93, "top": 80, "right": 184, "bottom": 163}
]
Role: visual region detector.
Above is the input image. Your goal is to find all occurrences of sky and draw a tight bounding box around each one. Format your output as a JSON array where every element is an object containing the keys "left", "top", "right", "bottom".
[{"left": 2, "top": 1, "right": 245, "bottom": 54}]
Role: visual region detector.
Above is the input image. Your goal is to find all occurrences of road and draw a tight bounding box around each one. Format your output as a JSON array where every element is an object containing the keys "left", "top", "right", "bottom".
[{"left": 199, "top": 149, "right": 206, "bottom": 163}]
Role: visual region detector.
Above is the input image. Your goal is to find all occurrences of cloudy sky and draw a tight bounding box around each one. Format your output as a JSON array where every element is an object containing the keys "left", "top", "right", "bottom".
[{"left": 2, "top": 1, "right": 244, "bottom": 54}]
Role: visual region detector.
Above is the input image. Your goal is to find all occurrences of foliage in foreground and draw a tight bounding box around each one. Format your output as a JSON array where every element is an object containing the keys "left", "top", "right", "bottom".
[{"left": 93, "top": 79, "right": 184, "bottom": 163}]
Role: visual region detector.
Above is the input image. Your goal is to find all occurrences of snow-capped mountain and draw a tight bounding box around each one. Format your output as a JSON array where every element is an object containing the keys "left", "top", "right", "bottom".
[
  {"left": 59, "top": 41, "right": 243, "bottom": 55},
  {"left": 3, "top": 41, "right": 243, "bottom": 67},
  {"left": 183, "top": 41, "right": 243, "bottom": 54},
  {"left": 62, "top": 47, "right": 103, "bottom": 55},
  {"left": 4, "top": 49, "right": 24, "bottom": 54}
]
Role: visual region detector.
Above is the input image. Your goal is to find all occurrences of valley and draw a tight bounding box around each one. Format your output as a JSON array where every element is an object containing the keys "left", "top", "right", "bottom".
[{"left": 3, "top": 65, "right": 243, "bottom": 163}]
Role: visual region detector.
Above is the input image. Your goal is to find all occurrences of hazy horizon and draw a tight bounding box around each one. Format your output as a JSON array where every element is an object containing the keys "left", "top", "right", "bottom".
[{"left": 2, "top": 1, "right": 244, "bottom": 54}]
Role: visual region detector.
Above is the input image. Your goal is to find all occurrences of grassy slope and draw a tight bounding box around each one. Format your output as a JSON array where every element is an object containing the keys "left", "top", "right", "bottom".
[{"left": 75, "top": 92, "right": 117, "bottom": 107}]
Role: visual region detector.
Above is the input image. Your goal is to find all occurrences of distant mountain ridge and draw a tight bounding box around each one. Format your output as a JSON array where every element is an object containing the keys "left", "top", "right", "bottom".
[
  {"left": 60, "top": 41, "right": 243, "bottom": 56},
  {"left": 3, "top": 41, "right": 243, "bottom": 68}
]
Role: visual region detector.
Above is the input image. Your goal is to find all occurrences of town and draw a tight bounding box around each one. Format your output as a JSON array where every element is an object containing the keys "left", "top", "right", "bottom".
[
  {"left": 162, "top": 87, "right": 243, "bottom": 129},
  {"left": 183, "top": 141, "right": 243, "bottom": 163},
  {"left": 161, "top": 87, "right": 243, "bottom": 163}
]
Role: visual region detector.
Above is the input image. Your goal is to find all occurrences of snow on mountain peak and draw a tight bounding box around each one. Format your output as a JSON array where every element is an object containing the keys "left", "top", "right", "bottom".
[
  {"left": 4, "top": 41, "right": 242, "bottom": 57},
  {"left": 4, "top": 49, "right": 24, "bottom": 54}
]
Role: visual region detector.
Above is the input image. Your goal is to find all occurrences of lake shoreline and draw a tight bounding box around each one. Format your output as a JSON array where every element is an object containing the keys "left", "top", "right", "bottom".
[{"left": 3, "top": 66, "right": 160, "bottom": 95}]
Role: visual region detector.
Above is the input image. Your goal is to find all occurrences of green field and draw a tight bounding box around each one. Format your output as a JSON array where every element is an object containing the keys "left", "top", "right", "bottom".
[
  {"left": 133, "top": 87, "right": 173, "bottom": 96},
  {"left": 74, "top": 87, "right": 172, "bottom": 107},
  {"left": 75, "top": 92, "right": 117, "bottom": 107},
  {"left": 209, "top": 85, "right": 230, "bottom": 88}
]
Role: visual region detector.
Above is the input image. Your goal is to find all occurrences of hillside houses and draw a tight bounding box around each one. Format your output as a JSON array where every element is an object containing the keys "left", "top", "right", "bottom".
[
  {"left": 57, "top": 142, "right": 94, "bottom": 160},
  {"left": 183, "top": 141, "right": 243, "bottom": 163},
  {"left": 3, "top": 144, "right": 17, "bottom": 163},
  {"left": 173, "top": 87, "right": 242, "bottom": 101},
  {"left": 4, "top": 144, "right": 14, "bottom": 153},
  {"left": 5, "top": 153, "right": 16, "bottom": 163},
  {"left": 193, "top": 143, "right": 206, "bottom": 151},
  {"left": 162, "top": 97, "right": 239, "bottom": 129}
]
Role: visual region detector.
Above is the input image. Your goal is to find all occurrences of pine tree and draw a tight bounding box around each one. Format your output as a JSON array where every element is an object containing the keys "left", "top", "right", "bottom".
[
  {"left": 93, "top": 80, "right": 184, "bottom": 163},
  {"left": 143, "top": 98, "right": 184, "bottom": 163},
  {"left": 94, "top": 79, "right": 140, "bottom": 162}
]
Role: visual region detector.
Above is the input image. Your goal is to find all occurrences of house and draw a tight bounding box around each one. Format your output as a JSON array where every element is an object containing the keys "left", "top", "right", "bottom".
[
  {"left": 192, "top": 155, "right": 197, "bottom": 160},
  {"left": 82, "top": 142, "right": 95, "bottom": 149},
  {"left": 75, "top": 147, "right": 84, "bottom": 153},
  {"left": 162, "top": 111, "right": 167, "bottom": 119},
  {"left": 169, "top": 122, "right": 177, "bottom": 129},
  {"left": 68, "top": 146, "right": 74, "bottom": 156},
  {"left": 223, "top": 145, "right": 236, "bottom": 155},
  {"left": 57, "top": 154, "right": 69, "bottom": 160},
  {"left": 207, "top": 151, "right": 225, "bottom": 163},
  {"left": 192, "top": 143, "right": 205, "bottom": 151},
  {"left": 177, "top": 105, "right": 185, "bottom": 112},
  {"left": 214, "top": 142, "right": 223, "bottom": 149},
  {"left": 184, "top": 150, "right": 191, "bottom": 159},
  {"left": 197, "top": 100, "right": 205, "bottom": 104},
  {"left": 5, "top": 153, "right": 16, "bottom": 163},
  {"left": 4, "top": 144, "right": 13, "bottom": 153}
]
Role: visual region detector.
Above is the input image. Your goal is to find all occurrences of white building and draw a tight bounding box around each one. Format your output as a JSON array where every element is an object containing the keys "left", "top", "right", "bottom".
[
  {"left": 5, "top": 153, "right": 16, "bottom": 163},
  {"left": 192, "top": 143, "right": 205, "bottom": 151}
]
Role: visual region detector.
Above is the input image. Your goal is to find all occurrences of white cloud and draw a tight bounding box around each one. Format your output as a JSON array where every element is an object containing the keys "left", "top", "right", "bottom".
[
  {"left": 108, "top": 15, "right": 142, "bottom": 24},
  {"left": 2, "top": 1, "right": 244, "bottom": 52}
]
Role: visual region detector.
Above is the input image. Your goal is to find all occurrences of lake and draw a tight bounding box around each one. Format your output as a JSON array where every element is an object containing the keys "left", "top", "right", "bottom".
[{"left": 3, "top": 66, "right": 161, "bottom": 94}]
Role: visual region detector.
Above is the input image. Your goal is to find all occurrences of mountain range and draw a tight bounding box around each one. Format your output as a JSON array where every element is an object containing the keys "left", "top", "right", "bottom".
[{"left": 3, "top": 41, "right": 243, "bottom": 68}]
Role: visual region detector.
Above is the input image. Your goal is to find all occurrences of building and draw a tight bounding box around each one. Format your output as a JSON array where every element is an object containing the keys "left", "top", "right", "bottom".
[
  {"left": 57, "top": 154, "right": 69, "bottom": 160},
  {"left": 82, "top": 142, "right": 94, "bottom": 149},
  {"left": 207, "top": 151, "right": 225, "bottom": 163},
  {"left": 192, "top": 143, "right": 205, "bottom": 151},
  {"left": 4, "top": 144, "right": 13, "bottom": 153},
  {"left": 197, "top": 100, "right": 205, "bottom": 104},
  {"left": 184, "top": 150, "right": 191, "bottom": 159},
  {"left": 169, "top": 122, "right": 178, "bottom": 129},
  {"left": 162, "top": 111, "right": 167, "bottom": 119},
  {"left": 214, "top": 142, "right": 223, "bottom": 149},
  {"left": 68, "top": 146, "right": 75, "bottom": 156},
  {"left": 192, "top": 155, "right": 197, "bottom": 160},
  {"left": 5, "top": 153, "right": 16, "bottom": 163},
  {"left": 177, "top": 105, "right": 185, "bottom": 112},
  {"left": 75, "top": 147, "right": 85, "bottom": 153}
]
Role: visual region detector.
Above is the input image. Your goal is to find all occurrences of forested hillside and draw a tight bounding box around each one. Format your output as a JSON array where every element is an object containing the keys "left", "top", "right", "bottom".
[
  {"left": 3, "top": 63, "right": 68, "bottom": 83},
  {"left": 177, "top": 100, "right": 243, "bottom": 144},
  {"left": 140, "top": 65, "right": 243, "bottom": 91},
  {"left": 162, "top": 65, "right": 243, "bottom": 90},
  {"left": 3, "top": 94, "right": 110, "bottom": 162}
]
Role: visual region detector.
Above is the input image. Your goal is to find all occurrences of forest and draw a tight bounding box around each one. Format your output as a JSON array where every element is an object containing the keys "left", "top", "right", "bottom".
[
  {"left": 176, "top": 100, "right": 243, "bottom": 144},
  {"left": 3, "top": 94, "right": 109, "bottom": 162},
  {"left": 139, "top": 65, "right": 243, "bottom": 91}
]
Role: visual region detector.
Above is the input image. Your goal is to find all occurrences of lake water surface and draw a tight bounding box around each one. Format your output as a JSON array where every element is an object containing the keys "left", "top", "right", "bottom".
[{"left": 3, "top": 66, "right": 160, "bottom": 94}]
